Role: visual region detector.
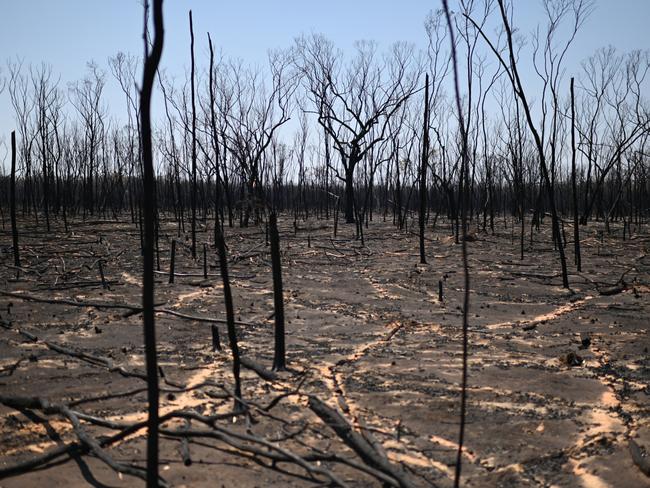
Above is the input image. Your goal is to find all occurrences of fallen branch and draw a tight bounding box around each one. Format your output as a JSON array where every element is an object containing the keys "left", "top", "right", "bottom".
[
  {"left": 155, "top": 308, "right": 256, "bottom": 327},
  {"left": 0, "top": 289, "right": 142, "bottom": 311},
  {"left": 0, "top": 358, "right": 24, "bottom": 377},
  {"left": 0, "top": 319, "right": 157, "bottom": 383},
  {"left": 161, "top": 425, "right": 349, "bottom": 487},
  {"left": 0, "top": 290, "right": 255, "bottom": 326},
  {"left": 308, "top": 396, "right": 416, "bottom": 488},
  {"left": 599, "top": 284, "right": 626, "bottom": 296},
  {"left": 0, "top": 395, "right": 158, "bottom": 485},
  {"left": 630, "top": 439, "right": 650, "bottom": 477},
  {"left": 240, "top": 356, "right": 278, "bottom": 382},
  {"left": 154, "top": 270, "right": 254, "bottom": 279}
]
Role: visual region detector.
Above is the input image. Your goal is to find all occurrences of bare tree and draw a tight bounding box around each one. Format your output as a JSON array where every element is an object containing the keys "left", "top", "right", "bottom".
[
  {"left": 69, "top": 62, "right": 107, "bottom": 216},
  {"left": 467, "top": 0, "right": 595, "bottom": 288},
  {"left": 294, "top": 35, "right": 420, "bottom": 223},
  {"left": 10, "top": 131, "right": 20, "bottom": 275},
  {"left": 8, "top": 60, "right": 36, "bottom": 217},
  {"left": 441, "top": 2, "right": 471, "bottom": 486},
  {"left": 570, "top": 77, "right": 581, "bottom": 270},
  {"left": 578, "top": 48, "right": 650, "bottom": 225},
  {"left": 109, "top": 52, "right": 142, "bottom": 222},
  {"left": 189, "top": 10, "right": 198, "bottom": 258},
  {"left": 419, "top": 74, "right": 430, "bottom": 264},
  {"left": 206, "top": 33, "right": 226, "bottom": 236},
  {"left": 31, "top": 64, "right": 62, "bottom": 232},
  {"left": 219, "top": 52, "right": 296, "bottom": 226}
]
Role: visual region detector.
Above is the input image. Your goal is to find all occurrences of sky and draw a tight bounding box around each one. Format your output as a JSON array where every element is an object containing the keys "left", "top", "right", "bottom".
[{"left": 0, "top": 0, "right": 648, "bottom": 163}]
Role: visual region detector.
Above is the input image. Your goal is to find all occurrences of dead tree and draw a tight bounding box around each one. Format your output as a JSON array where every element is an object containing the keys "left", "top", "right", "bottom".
[
  {"left": 423, "top": 10, "right": 453, "bottom": 234},
  {"left": 189, "top": 10, "right": 198, "bottom": 258},
  {"left": 441, "top": 2, "right": 471, "bottom": 486},
  {"left": 496, "top": 80, "right": 529, "bottom": 260},
  {"left": 139, "top": 0, "right": 165, "bottom": 485},
  {"left": 419, "top": 73, "right": 430, "bottom": 264},
  {"left": 204, "top": 47, "right": 236, "bottom": 228},
  {"left": 8, "top": 60, "right": 36, "bottom": 218},
  {"left": 570, "top": 77, "right": 582, "bottom": 270},
  {"left": 219, "top": 53, "right": 296, "bottom": 227},
  {"left": 269, "top": 212, "right": 286, "bottom": 371},
  {"left": 109, "top": 52, "right": 142, "bottom": 221},
  {"left": 477, "top": 59, "right": 504, "bottom": 235},
  {"left": 69, "top": 62, "right": 107, "bottom": 217},
  {"left": 10, "top": 131, "right": 20, "bottom": 275},
  {"left": 157, "top": 71, "right": 185, "bottom": 234},
  {"left": 215, "top": 227, "right": 243, "bottom": 409},
  {"left": 454, "top": 0, "right": 494, "bottom": 238},
  {"left": 31, "top": 64, "right": 61, "bottom": 232},
  {"left": 467, "top": 0, "right": 594, "bottom": 289},
  {"left": 207, "top": 33, "right": 226, "bottom": 238},
  {"left": 294, "top": 35, "right": 419, "bottom": 223},
  {"left": 578, "top": 48, "right": 649, "bottom": 224}
]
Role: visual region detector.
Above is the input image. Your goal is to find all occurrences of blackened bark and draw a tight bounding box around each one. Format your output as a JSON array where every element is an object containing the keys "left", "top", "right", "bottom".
[
  {"left": 570, "top": 77, "right": 582, "bottom": 272},
  {"left": 139, "top": 0, "right": 164, "bottom": 485},
  {"left": 215, "top": 228, "right": 243, "bottom": 408},
  {"left": 10, "top": 131, "right": 21, "bottom": 273},
  {"left": 269, "top": 213, "right": 286, "bottom": 371},
  {"left": 419, "top": 74, "right": 430, "bottom": 265},
  {"left": 443, "top": 2, "right": 471, "bottom": 486},
  {"left": 344, "top": 163, "right": 356, "bottom": 224},
  {"left": 189, "top": 10, "right": 197, "bottom": 259},
  {"left": 168, "top": 239, "right": 176, "bottom": 284}
]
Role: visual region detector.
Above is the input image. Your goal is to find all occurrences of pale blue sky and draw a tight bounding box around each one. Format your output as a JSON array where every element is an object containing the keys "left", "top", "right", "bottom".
[{"left": 0, "top": 0, "right": 648, "bottom": 155}]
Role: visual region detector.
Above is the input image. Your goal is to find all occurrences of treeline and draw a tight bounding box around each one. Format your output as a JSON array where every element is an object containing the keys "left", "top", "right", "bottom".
[{"left": 1, "top": 1, "right": 648, "bottom": 243}]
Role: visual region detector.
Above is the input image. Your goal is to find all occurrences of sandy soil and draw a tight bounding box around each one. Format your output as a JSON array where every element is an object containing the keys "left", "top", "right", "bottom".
[{"left": 0, "top": 214, "right": 648, "bottom": 487}]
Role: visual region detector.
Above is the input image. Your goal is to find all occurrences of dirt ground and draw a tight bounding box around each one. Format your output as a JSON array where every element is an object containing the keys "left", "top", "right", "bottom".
[{"left": 0, "top": 214, "right": 648, "bottom": 487}]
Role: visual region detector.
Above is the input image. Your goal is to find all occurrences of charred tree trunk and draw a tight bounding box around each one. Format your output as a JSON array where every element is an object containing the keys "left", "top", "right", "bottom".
[
  {"left": 10, "top": 131, "right": 21, "bottom": 274},
  {"left": 442, "top": 3, "right": 471, "bottom": 486},
  {"left": 344, "top": 163, "right": 356, "bottom": 224},
  {"left": 324, "top": 129, "right": 331, "bottom": 220},
  {"left": 189, "top": 10, "right": 197, "bottom": 259},
  {"left": 139, "top": 0, "right": 164, "bottom": 485},
  {"left": 570, "top": 77, "right": 582, "bottom": 272},
  {"left": 419, "top": 74, "right": 430, "bottom": 265},
  {"left": 269, "top": 213, "right": 286, "bottom": 371},
  {"left": 215, "top": 228, "right": 243, "bottom": 409},
  {"left": 207, "top": 33, "right": 223, "bottom": 245}
]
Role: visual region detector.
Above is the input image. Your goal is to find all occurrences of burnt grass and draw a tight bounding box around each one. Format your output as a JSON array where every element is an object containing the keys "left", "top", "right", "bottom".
[{"left": 0, "top": 214, "right": 649, "bottom": 487}]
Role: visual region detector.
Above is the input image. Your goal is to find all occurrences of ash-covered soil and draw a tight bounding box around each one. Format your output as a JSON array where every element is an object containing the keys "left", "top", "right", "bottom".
[{"left": 0, "top": 215, "right": 648, "bottom": 487}]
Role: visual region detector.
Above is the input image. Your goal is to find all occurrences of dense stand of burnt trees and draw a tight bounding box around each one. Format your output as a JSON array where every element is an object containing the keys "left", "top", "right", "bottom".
[
  {"left": 0, "top": 1, "right": 647, "bottom": 485},
  {"left": 1, "top": 1, "right": 648, "bottom": 271}
]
